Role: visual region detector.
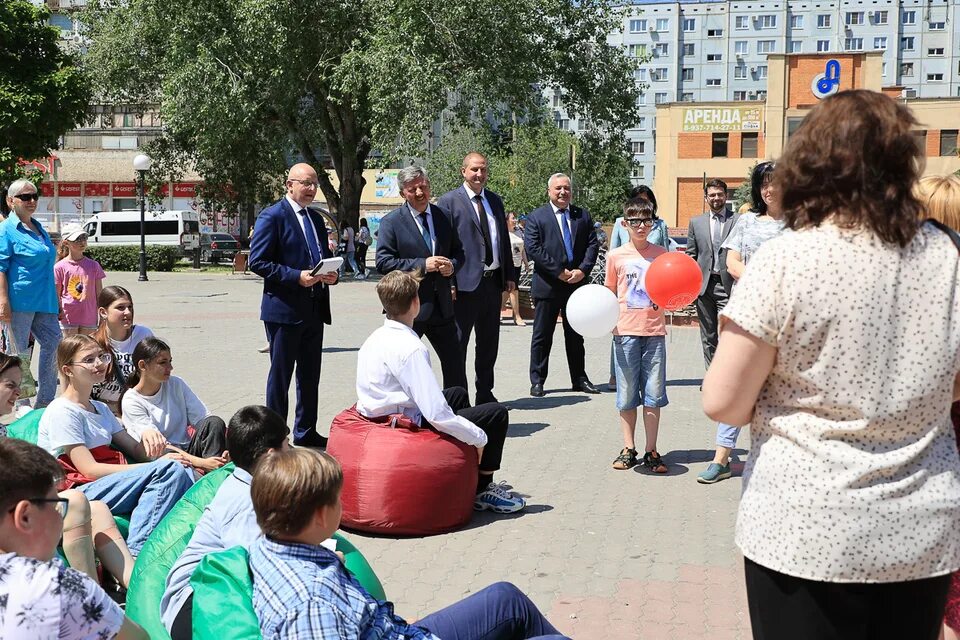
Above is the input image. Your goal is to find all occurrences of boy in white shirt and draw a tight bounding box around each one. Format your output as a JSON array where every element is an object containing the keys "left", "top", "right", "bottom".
[{"left": 356, "top": 271, "right": 524, "bottom": 513}]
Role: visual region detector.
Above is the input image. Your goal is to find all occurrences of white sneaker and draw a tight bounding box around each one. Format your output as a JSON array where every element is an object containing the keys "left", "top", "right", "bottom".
[{"left": 474, "top": 481, "right": 525, "bottom": 513}]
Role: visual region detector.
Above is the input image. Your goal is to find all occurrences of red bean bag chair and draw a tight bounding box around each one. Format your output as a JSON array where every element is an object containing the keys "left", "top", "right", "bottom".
[{"left": 328, "top": 406, "right": 478, "bottom": 536}]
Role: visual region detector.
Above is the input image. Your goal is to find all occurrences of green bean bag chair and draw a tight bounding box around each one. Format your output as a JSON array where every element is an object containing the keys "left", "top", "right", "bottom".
[
  {"left": 191, "top": 536, "right": 386, "bottom": 639},
  {"left": 7, "top": 408, "right": 131, "bottom": 537}
]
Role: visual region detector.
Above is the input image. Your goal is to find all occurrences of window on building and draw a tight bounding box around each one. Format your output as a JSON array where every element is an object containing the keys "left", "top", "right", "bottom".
[
  {"left": 681, "top": 67, "right": 694, "bottom": 81},
  {"left": 631, "top": 141, "right": 645, "bottom": 154},
  {"left": 941, "top": 130, "right": 958, "bottom": 156},
  {"left": 655, "top": 42, "right": 669, "bottom": 57},
  {"left": 656, "top": 18, "right": 669, "bottom": 31},
  {"left": 929, "top": 21, "right": 945, "bottom": 31},
  {"left": 874, "top": 37, "right": 887, "bottom": 50},
  {"left": 735, "top": 40, "right": 748, "bottom": 55},
  {"left": 928, "top": 47, "right": 945, "bottom": 56},
  {"left": 712, "top": 133, "right": 729, "bottom": 158},
  {"left": 733, "top": 90, "right": 748, "bottom": 101},
  {"left": 734, "top": 65, "right": 748, "bottom": 79},
  {"left": 758, "top": 15, "right": 777, "bottom": 29},
  {"left": 680, "top": 92, "right": 694, "bottom": 102},
  {"left": 741, "top": 132, "right": 759, "bottom": 159},
  {"left": 121, "top": 114, "right": 137, "bottom": 128},
  {"left": 901, "top": 37, "right": 915, "bottom": 51},
  {"left": 882, "top": 62, "right": 887, "bottom": 76},
  {"left": 707, "top": 53, "right": 723, "bottom": 61},
  {"left": 683, "top": 18, "right": 696, "bottom": 32},
  {"left": 637, "top": 93, "right": 647, "bottom": 105},
  {"left": 790, "top": 15, "right": 803, "bottom": 29},
  {"left": 552, "top": 94, "right": 562, "bottom": 108},
  {"left": 654, "top": 92, "right": 668, "bottom": 104},
  {"left": 638, "top": 117, "right": 647, "bottom": 130},
  {"left": 872, "top": 10, "right": 888, "bottom": 25},
  {"left": 629, "top": 19, "right": 646, "bottom": 33},
  {"left": 706, "top": 78, "right": 722, "bottom": 87},
  {"left": 634, "top": 68, "right": 647, "bottom": 81},
  {"left": 902, "top": 10, "right": 916, "bottom": 25},
  {"left": 758, "top": 40, "right": 775, "bottom": 54},
  {"left": 631, "top": 165, "right": 644, "bottom": 179},
  {"left": 817, "top": 40, "right": 830, "bottom": 52},
  {"left": 757, "top": 90, "right": 767, "bottom": 101},
  {"left": 556, "top": 118, "right": 570, "bottom": 130},
  {"left": 652, "top": 67, "right": 668, "bottom": 81},
  {"left": 846, "top": 12, "right": 864, "bottom": 25},
  {"left": 913, "top": 130, "right": 927, "bottom": 154},
  {"left": 707, "top": 28, "right": 724, "bottom": 37},
  {"left": 901, "top": 63, "right": 914, "bottom": 77},
  {"left": 628, "top": 44, "right": 647, "bottom": 58},
  {"left": 845, "top": 38, "right": 863, "bottom": 51},
  {"left": 683, "top": 43, "right": 695, "bottom": 56},
  {"left": 787, "top": 117, "right": 805, "bottom": 138},
  {"left": 756, "top": 65, "right": 768, "bottom": 78},
  {"left": 735, "top": 15, "right": 749, "bottom": 29},
  {"left": 927, "top": 73, "right": 944, "bottom": 81},
  {"left": 817, "top": 14, "right": 831, "bottom": 28},
  {"left": 789, "top": 41, "right": 803, "bottom": 53}
]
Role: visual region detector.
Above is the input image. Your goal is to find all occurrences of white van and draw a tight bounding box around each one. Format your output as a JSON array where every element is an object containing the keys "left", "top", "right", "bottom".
[{"left": 82, "top": 210, "right": 200, "bottom": 247}]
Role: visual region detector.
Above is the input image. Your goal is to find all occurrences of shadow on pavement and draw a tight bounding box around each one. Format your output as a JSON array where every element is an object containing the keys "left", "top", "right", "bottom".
[
  {"left": 460, "top": 503, "right": 555, "bottom": 531},
  {"left": 505, "top": 395, "right": 592, "bottom": 410},
  {"left": 323, "top": 346, "right": 360, "bottom": 353},
  {"left": 666, "top": 378, "right": 703, "bottom": 387},
  {"left": 667, "top": 448, "right": 750, "bottom": 465},
  {"left": 507, "top": 422, "right": 549, "bottom": 437}
]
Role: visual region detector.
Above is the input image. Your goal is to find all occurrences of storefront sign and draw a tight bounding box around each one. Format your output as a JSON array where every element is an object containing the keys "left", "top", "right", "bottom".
[
  {"left": 84, "top": 183, "right": 110, "bottom": 197},
  {"left": 173, "top": 183, "right": 196, "bottom": 198},
  {"left": 58, "top": 183, "right": 82, "bottom": 197},
  {"left": 681, "top": 107, "right": 763, "bottom": 132},
  {"left": 112, "top": 183, "right": 137, "bottom": 197}
]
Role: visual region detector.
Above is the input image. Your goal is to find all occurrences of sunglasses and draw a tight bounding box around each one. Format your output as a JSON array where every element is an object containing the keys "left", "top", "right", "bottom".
[
  {"left": 625, "top": 218, "right": 656, "bottom": 228},
  {"left": 7, "top": 497, "right": 69, "bottom": 518},
  {"left": 13, "top": 193, "right": 39, "bottom": 202}
]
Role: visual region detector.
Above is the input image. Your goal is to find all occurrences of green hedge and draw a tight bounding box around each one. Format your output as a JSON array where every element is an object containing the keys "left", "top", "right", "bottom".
[{"left": 84, "top": 245, "right": 181, "bottom": 272}]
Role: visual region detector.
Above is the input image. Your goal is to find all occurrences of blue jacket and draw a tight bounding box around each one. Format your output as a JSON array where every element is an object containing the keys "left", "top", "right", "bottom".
[{"left": 523, "top": 203, "right": 599, "bottom": 300}]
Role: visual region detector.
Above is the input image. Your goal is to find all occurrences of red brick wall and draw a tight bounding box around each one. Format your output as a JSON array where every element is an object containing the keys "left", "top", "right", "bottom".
[
  {"left": 926, "top": 130, "right": 941, "bottom": 158},
  {"left": 787, "top": 55, "right": 863, "bottom": 109},
  {"left": 678, "top": 133, "right": 713, "bottom": 159}
]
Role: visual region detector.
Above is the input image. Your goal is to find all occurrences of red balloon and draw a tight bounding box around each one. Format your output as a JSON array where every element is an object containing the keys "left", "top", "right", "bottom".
[{"left": 644, "top": 252, "right": 703, "bottom": 311}]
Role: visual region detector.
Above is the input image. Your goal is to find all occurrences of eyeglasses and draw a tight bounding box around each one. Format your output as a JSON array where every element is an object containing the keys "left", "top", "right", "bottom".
[
  {"left": 288, "top": 179, "right": 319, "bottom": 188},
  {"left": 69, "top": 353, "right": 112, "bottom": 367},
  {"left": 625, "top": 218, "right": 656, "bottom": 228},
  {"left": 13, "top": 193, "right": 39, "bottom": 202},
  {"left": 6, "top": 498, "right": 69, "bottom": 519}
]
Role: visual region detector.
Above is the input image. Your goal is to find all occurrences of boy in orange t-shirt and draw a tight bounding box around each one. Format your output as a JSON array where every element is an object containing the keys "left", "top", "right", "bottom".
[{"left": 604, "top": 197, "right": 669, "bottom": 472}]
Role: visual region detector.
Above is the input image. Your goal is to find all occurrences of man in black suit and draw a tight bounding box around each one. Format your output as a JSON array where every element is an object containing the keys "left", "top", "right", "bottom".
[
  {"left": 524, "top": 173, "right": 600, "bottom": 397},
  {"left": 376, "top": 165, "right": 467, "bottom": 389},
  {"left": 437, "top": 152, "right": 514, "bottom": 405}
]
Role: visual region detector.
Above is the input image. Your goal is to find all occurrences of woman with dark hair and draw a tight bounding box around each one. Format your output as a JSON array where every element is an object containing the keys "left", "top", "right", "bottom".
[
  {"left": 91, "top": 286, "right": 154, "bottom": 415},
  {"left": 703, "top": 90, "right": 960, "bottom": 639},
  {"left": 355, "top": 218, "right": 370, "bottom": 279},
  {"left": 338, "top": 220, "right": 360, "bottom": 278},
  {"left": 611, "top": 185, "right": 670, "bottom": 252},
  {"left": 121, "top": 337, "right": 228, "bottom": 474}
]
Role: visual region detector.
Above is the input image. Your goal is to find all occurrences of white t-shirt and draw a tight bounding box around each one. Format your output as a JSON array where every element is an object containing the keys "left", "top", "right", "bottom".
[
  {"left": 0, "top": 553, "right": 124, "bottom": 640},
  {"left": 121, "top": 376, "right": 209, "bottom": 448},
  {"left": 38, "top": 397, "right": 123, "bottom": 458},
  {"left": 91, "top": 325, "right": 154, "bottom": 404},
  {"left": 722, "top": 222, "right": 960, "bottom": 583}
]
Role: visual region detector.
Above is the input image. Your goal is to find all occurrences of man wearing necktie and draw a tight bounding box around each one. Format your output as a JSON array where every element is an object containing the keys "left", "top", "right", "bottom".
[
  {"left": 249, "top": 163, "right": 339, "bottom": 448},
  {"left": 437, "top": 153, "right": 514, "bottom": 405},
  {"left": 523, "top": 173, "right": 600, "bottom": 397},
  {"left": 375, "top": 165, "right": 467, "bottom": 389}
]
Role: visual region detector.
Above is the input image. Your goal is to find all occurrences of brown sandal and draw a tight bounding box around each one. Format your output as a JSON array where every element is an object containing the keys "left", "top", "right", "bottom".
[{"left": 642, "top": 450, "right": 668, "bottom": 474}]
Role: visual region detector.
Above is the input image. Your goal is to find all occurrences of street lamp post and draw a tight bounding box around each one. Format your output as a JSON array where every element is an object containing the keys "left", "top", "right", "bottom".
[{"left": 133, "top": 154, "right": 152, "bottom": 281}]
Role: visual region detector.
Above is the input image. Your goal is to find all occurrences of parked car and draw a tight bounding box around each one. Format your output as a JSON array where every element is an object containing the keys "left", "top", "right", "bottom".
[
  {"left": 670, "top": 235, "right": 688, "bottom": 252},
  {"left": 200, "top": 232, "right": 241, "bottom": 263}
]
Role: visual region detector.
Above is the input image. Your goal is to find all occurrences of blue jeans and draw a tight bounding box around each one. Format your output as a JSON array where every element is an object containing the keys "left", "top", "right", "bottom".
[
  {"left": 716, "top": 422, "right": 741, "bottom": 449},
  {"left": 9, "top": 311, "right": 61, "bottom": 406},
  {"left": 339, "top": 251, "right": 358, "bottom": 275},
  {"left": 418, "top": 582, "right": 569, "bottom": 640},
  {"left": 613, "top": 335, "right": 668, "bottom": 411},
  {"left": 78, "top": 459, "right": 194, "bottom": 555}
]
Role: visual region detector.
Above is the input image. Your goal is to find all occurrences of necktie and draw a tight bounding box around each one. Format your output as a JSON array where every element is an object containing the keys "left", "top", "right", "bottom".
[
  {"left": 559, "top": 209, "right": 574, "bottom": 263},
  {"left": 419, "top": 212, "right": 432, "bottom": 254},
  {"left": 299, "top": 209, "right": 321, "bottom": 265},
  {"left": 712, "top": 214, "right": 724, "bottom": 272},
  {"left": 474, "top": 195, "right": 493, "bottom": 266}
]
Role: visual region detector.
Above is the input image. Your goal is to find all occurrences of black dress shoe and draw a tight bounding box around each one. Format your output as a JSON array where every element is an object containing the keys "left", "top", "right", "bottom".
[
  {"left": 293, "top": 432, "right": 328, "bottom": 449},
  {"left": 573, "top": 377, "right": 600, "bottom": 394},
  {"left": 529, "top": 383, "right": 545, "bottom": 397}
]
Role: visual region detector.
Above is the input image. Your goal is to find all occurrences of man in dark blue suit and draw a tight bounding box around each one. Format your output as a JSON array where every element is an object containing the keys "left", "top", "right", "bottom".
[
  {"left": 376, "top": 166, "right": 467, "bottom": 389},
  {"left": 249, "top": 163, "right": 338, "bottom": 448},
  {"left": 524, "top": 173, "right": 600, "bottom": 397},
  {"left": 437, "top": 152, "right": 514, "bottom": 405}
]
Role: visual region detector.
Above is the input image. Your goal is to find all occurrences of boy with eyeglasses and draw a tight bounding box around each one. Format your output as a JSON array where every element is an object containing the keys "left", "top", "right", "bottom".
[
  {"left": 0, "top": 438, "right": 147, "bottom": 639},
  {"left": 604, "top": 197, "right": 670, "bottom": 472}
]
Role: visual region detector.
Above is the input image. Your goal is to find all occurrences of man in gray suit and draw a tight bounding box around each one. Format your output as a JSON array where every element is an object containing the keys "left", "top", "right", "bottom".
[{"left": 686, "top": 179, "right": 738, "bottom": 367}]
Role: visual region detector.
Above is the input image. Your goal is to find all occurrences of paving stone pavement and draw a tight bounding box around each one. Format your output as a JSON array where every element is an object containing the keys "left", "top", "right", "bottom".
[{"left": 108, "top": 270, "right": 752, "bottom": 639}]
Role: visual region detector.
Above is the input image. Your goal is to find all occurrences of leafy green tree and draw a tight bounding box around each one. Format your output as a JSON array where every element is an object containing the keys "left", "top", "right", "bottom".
[
  {"left": 574, "top": 130, "right": 636, "bottom": 222},
  {"left": 733, "top": 162, "right": 758, "bottom": 211},
  {"left": 82, "top": 0, "right": 640, "bottom": 225},
  {"left": 423, "top": 122, "right": 499, "bottom": 196},
  {"left": 0, "top": 0, "right": 90, "bottom": 184}
]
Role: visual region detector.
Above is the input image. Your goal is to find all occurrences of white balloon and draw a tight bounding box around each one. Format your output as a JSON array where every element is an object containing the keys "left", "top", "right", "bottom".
[{"left": 564, "top": 284, "right": 619, "bottom": 338}]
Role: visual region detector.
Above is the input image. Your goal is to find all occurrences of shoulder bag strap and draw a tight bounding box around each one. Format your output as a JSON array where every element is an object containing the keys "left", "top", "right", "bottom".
[{"left": 928, "top": 218, "right": 960, "bottom": 253}]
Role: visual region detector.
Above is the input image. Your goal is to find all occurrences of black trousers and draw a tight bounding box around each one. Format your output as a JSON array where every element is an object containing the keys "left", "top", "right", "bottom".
[
  {"left": 356, "top": 243, "right": 368, "bottom": 275},
  {"left": 265, "top": 320, "right": 324, "bottom": 444},
  {"left": 744, "top": 557, "right": 950, "bottom": 640},
  {"left": 454, "top": 273, "right": 503, "bottom": 403},
  {"left": 414, "top": 318, "right": 468, "bottom": 390},
  {"left": 440, "top": 387, "right": 507, "bottom": 473},
  {"left": 695, "top": 273, "right": 728, "bottom": 369},
  {"left": 185, "top": 415, "right": 227, "bottom": 458},
  {"left": 529, "top": 295, "right": 585, "bottom": 387},
  {"left": 170, "top": 593, "right": 193, "bottom": 640}
]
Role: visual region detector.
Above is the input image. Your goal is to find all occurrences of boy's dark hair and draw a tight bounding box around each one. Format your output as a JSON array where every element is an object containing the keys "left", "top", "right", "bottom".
[
  {"left": 227, "top": 405, "right": 290, "bottom": 471},
  {"left": 0, "top": 439, "right": 63, "bottom": 512},
  {"left": 251, "top": 448, "right": 343, "bottom": 538},
  {"left": 704, "top": 178, "right": 728, "bottom": 195},
  {"left": 623, "top": 197, "right": 656, "bottom": 220}
]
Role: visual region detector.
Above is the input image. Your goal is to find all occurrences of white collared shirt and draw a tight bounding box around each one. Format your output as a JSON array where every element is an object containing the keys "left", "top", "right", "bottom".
[
  {"left": 462, "top": 183, "right": 500, "bottom": 270},
  {"left": 356, "top": 320, "right": 488, "bottom": 447},
  {"left": 408, "top": 203, "right": 436, "bottom": 255},
  {"left": 285, "top": 195, "right": 324, "bottom": 255}
]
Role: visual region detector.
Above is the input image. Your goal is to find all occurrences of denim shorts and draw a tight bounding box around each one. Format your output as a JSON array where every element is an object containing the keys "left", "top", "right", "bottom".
[{"left": 613, "top": 335, "right": 668, "bottom": 411}]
